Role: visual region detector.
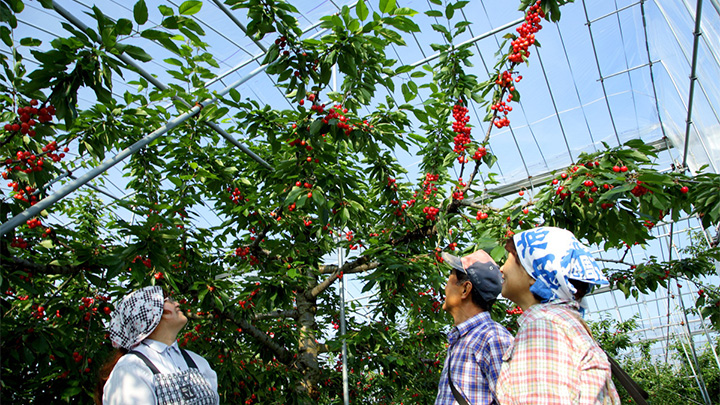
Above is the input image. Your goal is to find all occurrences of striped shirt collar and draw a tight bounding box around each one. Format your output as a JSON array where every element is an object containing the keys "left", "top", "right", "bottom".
[
  {"left": 518, "top": 300, "right": 580, "bottom": 327},
  {"left": 142, "top": 338, "right": 180, "bottom": 355},
  {"left": 448, "top": 311, "right": 491, "bottom": 346}
]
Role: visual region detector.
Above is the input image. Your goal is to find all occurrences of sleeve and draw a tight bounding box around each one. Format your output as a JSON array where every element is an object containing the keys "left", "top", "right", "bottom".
[
  {"left": 577, "top": 346, "right": 619, "bottom": 404},
  {"left": 188, "top": 351, "right": 219, "bottom": 404},
  {"left": 478, "top": 329, "right": 513, "bottom": 401},
  {"left": 500, "top": 317, "right": 571, "bottom": 403},
  {"left": 103, "top": 356, "right": 156, "bottom": 405}
]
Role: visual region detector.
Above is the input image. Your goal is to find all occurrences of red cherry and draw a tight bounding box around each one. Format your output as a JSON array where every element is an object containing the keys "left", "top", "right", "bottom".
[
  {"left": 620, "top": 166, "right": 628, "bottom": 172},
  {"left": 612, "top": 166, "right": 620, "bottom": 172},
  {"left": 518, "top": 190, "right": 524, "bottom": 196},
  {"left": 307, "top": 192, "right": 313, "bottom": 198},
  {"left": 680, "top": 186, "right": 689, "bottom": 194},
  {"left": 522, "top": 208, "right": 529, "bottom": 214},
  {"left": 561, "top": 173, "right": 567, "bottom": 179}
]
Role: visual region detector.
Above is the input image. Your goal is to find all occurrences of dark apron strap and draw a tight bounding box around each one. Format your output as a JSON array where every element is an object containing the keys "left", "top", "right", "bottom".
[
  {"left": 180, "top": 348, "right": 199, "bottom": 369},
  {"left": 127, "top": 350, "right": 161, "bottom": 374}
]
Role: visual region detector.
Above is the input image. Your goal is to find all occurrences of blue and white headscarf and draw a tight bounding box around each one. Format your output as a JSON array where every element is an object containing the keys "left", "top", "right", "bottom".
[{"left": 512, "top": 227, "right": 608, "bottom": 311}]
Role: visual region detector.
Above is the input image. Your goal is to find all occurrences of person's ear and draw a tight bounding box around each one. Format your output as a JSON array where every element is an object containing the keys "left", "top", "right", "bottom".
[{"left": 462, "top": 281, "right": 473, "bottom": 298}]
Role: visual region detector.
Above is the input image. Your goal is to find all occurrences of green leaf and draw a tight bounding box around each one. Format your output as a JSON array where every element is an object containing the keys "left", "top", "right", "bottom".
[
  {"left": 309, "top": 118, "right": 324, "bottom": 135},
  {"left": 229, "top": 88, "right": 241, "bottom": 102},
  {"left": 379, "top": 0, "right": 396, "bottom": 14},
  {"left": 312, "top": 189, "right": 327, "bottom": 206},
  {"left": 134, "top": 0, "right": 149, "bottom": 25},
  {"left": 123, "top": 44, "right": 152, "bottom": 62},
  {"left": 285, "top": 187, "right": 305, "bottom": 204},
  {"left": 163, "top": 58, "right": 184, "bottom": 67},
  {"left": 356, "top": 0, "right": 369, "bottom": 21},
  {"left": 115, "top": 18, "right": 134, "bottom": 36},
  {"left": 392, "top": 7, "right": 417, "bottom": 16},
  {"left": 0, "top": 27, "right": 12, "bottom": 47},
  {"left": 490, "top": 245, "right": 506, "bottom": 262},
  {"left": 178, "top": 1, "right": 202, "bottom": 15},
  {"left": 158, "top": 5, "right": 174, "bottom": 16},
  {"left": 425, "top": 10, "right": 443, "bottom": 17},
  {"left": 401, "top": 83, "right": 415, "bottom": 102},
  {"left": 7, "top": 0, "right": 24, "bottom": 12},
  {"left": 445, "top": 3, "right": 455, "bottom": 19},
  {"left": 431, "top": 24, "right": 449, "bottom": 35},
  {"left": 19, "top": 37, "right": 42, "bottom": 47}
]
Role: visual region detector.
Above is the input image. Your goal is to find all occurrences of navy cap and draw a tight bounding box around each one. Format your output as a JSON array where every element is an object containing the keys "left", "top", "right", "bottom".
[{"left": 442, "top": 250, "right": 502, "bottom": 303}]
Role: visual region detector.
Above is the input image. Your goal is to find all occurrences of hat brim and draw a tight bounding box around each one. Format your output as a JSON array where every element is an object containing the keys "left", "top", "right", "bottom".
[{"left": 441, "top": 252, "right": 467, "bottom": 274}]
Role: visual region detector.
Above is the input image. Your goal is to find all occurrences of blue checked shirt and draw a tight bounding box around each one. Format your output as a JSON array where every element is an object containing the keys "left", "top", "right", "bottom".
[{"left": 435, "top": 311, "right": 514, "bottom": 405}]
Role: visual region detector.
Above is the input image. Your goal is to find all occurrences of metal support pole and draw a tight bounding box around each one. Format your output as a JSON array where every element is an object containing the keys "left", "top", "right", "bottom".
[
  {"left": 666, "top": 216, "right": 713, "bottom": 405},
  {"left": 209, "top": 0, "right": 267, "bottom": 52},
  {"left": 586, "top": 1, "right": 642, "bottom": 24},
  {"left": 581, "top": 0, "right": 621, "bottom": 145},
  {"left": 536, "top": 49, "right": 574, "bottom": 162},
  {"left": 408, "top": 18, "right": 524, "bottom": 69},
  {"left": 639, "top": 1, "right": 670, "bottom": 144},
  {"left": 682, "top": 0, "right": 705, "bottom": 169},
  {"left": 598, "top": 60, "right": 659, "bottom": 82},
  {"left": 339, "top": 247, "right": 349, "bottom": 405},
  {"left": 333, "top": 63, "right": 350, "bottom": 405},
  {"left": 0, "top": 65, "right": 267, "bottom": 236}
]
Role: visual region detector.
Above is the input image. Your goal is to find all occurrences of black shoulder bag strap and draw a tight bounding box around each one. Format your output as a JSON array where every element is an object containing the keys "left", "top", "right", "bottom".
[
  {"left": 448, "top": 370, "right": 470, "bottom": 405},
  {"left": 571, "top": 311, "right": 649, "bottom": 405},
  {"left": 446, "top": 344, "right": 471, "bottom": 405},
  {"left": 606, "top": 353, "right": 649, "bottom": 405}
]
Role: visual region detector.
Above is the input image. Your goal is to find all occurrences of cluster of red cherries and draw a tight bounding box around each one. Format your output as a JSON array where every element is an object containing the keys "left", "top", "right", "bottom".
[
  {"left": 3, "top": 100, "right": 56, "bottom": 136},
  {"left": 509, "top": 1, "right": 544, "bottom": 63},
  {"left": 451, "top": 101, "right": 472, "bottom": 156}
]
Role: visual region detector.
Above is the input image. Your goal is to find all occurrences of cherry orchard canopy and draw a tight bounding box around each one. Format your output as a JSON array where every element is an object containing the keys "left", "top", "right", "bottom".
[{"left": 8, "top": 0, "right": 720, "bottom": 188}]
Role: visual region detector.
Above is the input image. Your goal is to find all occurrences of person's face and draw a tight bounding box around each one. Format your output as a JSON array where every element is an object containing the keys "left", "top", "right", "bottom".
[
  {"left": 161, "top": 297, "right": 187, "bottom": 329},
  {"left": 500, "top": 251, "right": 535, "bottom": 305},
  {"left": 442, "top": 269, "right": 470, "bottom": 314}
]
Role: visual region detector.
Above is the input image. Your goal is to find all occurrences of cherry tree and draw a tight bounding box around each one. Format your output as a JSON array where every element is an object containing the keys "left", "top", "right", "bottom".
[{"left": 1, "top": 0, "right": 719, "bottom": 403}]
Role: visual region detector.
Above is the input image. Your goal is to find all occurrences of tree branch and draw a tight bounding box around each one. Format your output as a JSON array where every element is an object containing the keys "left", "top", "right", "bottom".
[
  {"left": 254, "top": 309, "right": 298, "bottom": 320},
  {"left": 220, "top": 311, "right": 293, "bottom": 364},
  {"left": 311, "top": 257, "right": 379, "bottom": 298},
  {"left": 2, "top": 256, "right": 92, "bottom": 275},
  {"left": 187, "top": 309, "right": 294, "bottom": 364}
]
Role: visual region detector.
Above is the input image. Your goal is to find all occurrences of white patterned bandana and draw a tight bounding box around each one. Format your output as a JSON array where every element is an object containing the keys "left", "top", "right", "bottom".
[
  {"left": 512, "top": 227, "right": 608, "bottom": 311},
  {"left": 109, "top": 286, "right": 164, "bottom": 350}
]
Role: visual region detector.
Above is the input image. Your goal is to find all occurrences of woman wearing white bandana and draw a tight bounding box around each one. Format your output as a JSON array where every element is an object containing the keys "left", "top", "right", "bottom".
[
  {"left": 495, "top": 227, "right": 620, "bottom": 404},
  {"left": 95, "top": 286, "right": 219, "bottom": 405}
]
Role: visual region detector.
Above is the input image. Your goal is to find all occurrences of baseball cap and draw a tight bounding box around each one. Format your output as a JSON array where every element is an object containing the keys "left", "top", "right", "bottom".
[{"left": 442, "top": 250, "right": 502, "bottom": 303}]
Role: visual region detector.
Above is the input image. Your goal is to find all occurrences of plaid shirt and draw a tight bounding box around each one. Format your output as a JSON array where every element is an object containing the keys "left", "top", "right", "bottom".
[
  {"left": 496, "top": 301, "right": 621, "bottom": 404},
  {"left": 435, "top": 311, "right": 514, "bottom": 405}
]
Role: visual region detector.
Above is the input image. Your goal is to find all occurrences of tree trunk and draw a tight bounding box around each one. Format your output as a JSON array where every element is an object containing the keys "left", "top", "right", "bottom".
[{"left": 295, "top": 290, "right": 320, "bottom": 399}]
